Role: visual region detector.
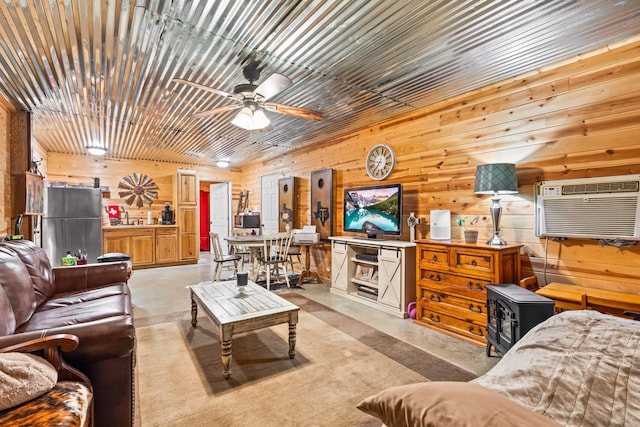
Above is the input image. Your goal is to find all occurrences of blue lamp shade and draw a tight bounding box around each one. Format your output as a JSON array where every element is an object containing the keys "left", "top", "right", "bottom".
[{"left": 474, "top": 163, "right": 518, "bottom": 194}]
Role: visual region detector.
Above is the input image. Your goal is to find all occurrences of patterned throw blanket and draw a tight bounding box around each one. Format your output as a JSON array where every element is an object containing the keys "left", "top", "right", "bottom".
[{"left": 472, "top": 310, "right": 640, "bottom": 427}]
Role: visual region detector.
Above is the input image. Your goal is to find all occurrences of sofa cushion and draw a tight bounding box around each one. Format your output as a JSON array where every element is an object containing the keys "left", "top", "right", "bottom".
[
  {"left": 0, "top": 247, "right": 36, "bottom": 329},
  {"left": 16, "top": 295, "right": 134, "bottom": 361},
  {"left": 1, "top": 240, "right": 55, "bottom": 307},
  {"left": 357, "top": 381, "right": 561, "bottom": 427},
  {"left": 18, "top": 294, "right": 132, "bottom": 332},
  {"left": 38, "top": 284, "right": 129, "bottom": 311}
]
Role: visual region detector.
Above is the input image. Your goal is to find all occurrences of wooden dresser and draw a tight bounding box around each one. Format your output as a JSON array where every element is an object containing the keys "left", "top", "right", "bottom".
[{"left": 415, "top": 240, "right": 522, "bottom": 345}]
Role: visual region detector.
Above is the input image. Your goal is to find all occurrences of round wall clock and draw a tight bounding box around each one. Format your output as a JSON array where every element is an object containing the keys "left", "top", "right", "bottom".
[{"left": 366, "top": 144, "right": 396, "bottom": 180}]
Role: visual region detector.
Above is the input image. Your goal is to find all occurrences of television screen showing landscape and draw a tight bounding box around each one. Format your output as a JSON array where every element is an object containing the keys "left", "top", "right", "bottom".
[{"left": 343, "top": 184, "right": 401, "bottom": 235}]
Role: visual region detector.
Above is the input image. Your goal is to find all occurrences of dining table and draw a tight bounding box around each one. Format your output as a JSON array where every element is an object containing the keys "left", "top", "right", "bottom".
[
  {"left": 225, "top": 234, "right": 323, "bottom": 284},
  {"left": 224, "top": 235, "right": 265, "bottom": 282}
]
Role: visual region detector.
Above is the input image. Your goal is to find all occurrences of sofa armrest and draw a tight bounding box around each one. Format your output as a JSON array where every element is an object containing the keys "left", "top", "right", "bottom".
[{"left": 53, "top": 261, "right": 129, "bottom": 293}]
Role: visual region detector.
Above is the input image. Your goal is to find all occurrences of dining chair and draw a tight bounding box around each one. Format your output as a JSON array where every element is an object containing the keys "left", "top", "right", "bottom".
[
  {"left": 229, "top": 229, "right": 253, "bottom": 270},
  {"left": 210, "top": 232, "right": 242, "bottom": 281},
  {"left": 258, "top": 232, "right": 292, "bottom": 290},
  {"left": 287, "top": 243, "right": 302, "bottom": 274}
]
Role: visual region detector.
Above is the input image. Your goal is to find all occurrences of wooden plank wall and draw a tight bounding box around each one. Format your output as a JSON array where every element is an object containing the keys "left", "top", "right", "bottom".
[
  {"left": 0, "top": 103, "right": 10, "bottom": 234},
  {"left": 240, "top": 39, "right": 640, "bottom": 293}
]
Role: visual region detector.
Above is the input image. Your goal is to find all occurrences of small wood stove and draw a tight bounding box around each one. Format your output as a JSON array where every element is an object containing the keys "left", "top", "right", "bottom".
[{"left": 486, "top": 284, "right": 555, "bottom": 356}]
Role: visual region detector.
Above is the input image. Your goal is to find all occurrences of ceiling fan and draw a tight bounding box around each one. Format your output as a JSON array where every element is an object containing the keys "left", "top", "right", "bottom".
[{"left": 174, "top": 65, "right": 323, "bottom": 130}]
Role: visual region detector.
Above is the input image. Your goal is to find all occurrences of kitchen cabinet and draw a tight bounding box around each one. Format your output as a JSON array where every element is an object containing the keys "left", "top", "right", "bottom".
[
  {"left": 102, "top": 225, "right": 179, "bottom": 268},
  {"left": 155, "top": 227, "right": 178, "bottom": 263},
  {"left": 176, "top": 170, "right": 198, "bottom": 262}
]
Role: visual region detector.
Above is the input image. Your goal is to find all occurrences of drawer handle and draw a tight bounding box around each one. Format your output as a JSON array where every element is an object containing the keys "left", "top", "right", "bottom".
[
  {"left": 429, "top": 313, "right": 441, "bottom": 322},
  {"left": 432, "top": 255, "right": 438, "bottom": 262},
  {"left": 475, "top": 283, "right": 485, "bottom": 291},
  {"left": 471, "top": 259, "right": 477, "bottom": 266},
  {"left": 467, "top": 281, "right": 474, "bottom": 289},
  {"left": 468, "top": 303, "right": 483, "bottom": 313},
  {"left": 429, "top": 273, "right": 441, "bottom": 281},
  {"left": 430, "top": 293, "right": 441, "bottom": 302},
  {"left": 468, "top": 326, "right": 485, "bottom": 336}
]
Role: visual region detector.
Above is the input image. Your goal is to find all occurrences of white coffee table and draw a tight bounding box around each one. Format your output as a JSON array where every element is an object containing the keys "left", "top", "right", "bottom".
[{"left": 189, "top": 280, "right": 300, "bottom": 379}]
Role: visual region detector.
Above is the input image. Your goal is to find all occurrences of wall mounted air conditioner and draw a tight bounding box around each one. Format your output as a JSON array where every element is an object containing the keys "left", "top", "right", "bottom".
[{"left": 535, "top": 175, "right": 640, "bottom": 241}]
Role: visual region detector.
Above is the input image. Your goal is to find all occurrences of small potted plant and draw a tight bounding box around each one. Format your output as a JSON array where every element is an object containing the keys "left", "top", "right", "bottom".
[{"left": 455, "top": 215, "right": 481, "bottom": 243}]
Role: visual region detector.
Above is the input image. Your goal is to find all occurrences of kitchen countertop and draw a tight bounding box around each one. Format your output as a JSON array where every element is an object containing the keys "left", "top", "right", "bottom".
[{"left": 103, "top": 224, "right": 177, "bottom": 229}]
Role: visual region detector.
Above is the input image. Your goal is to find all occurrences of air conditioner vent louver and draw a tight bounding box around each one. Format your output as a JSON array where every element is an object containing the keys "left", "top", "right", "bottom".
[
  {"left": 536, "top": 175, "right": 640, "bottom": 241},
  {"left": 562, "top": 181, "right": 639, "bottom": 195}
]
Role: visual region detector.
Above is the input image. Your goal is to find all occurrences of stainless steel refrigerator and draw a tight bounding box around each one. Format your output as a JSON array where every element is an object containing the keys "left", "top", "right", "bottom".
[{"left": 42, "top": 187, "right": 103, "bottom": 265}]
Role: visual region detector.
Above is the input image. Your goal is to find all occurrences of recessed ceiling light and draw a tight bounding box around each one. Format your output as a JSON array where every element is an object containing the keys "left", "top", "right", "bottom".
[{"left": 86, "top": 145, "right": 107, "bottom": 156}]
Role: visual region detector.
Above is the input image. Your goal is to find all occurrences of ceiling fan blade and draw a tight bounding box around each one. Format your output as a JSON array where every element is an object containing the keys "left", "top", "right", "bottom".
[
  {"left": 253, "top": 73, "right": 292, "bottom": 100},
  {"left": 264, "top": 102, "right": 323, "bottom": 121},
  {"left": 173, "top": 78, "right": 235, "bottom": 99},
  {"left": 193, "top": 104, "right": 241, "bottom": 119}
]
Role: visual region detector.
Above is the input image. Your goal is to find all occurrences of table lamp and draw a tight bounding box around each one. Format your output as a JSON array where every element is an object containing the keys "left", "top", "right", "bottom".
[{"left": 474, "top": 163, "right": 518, "bottom": 245}]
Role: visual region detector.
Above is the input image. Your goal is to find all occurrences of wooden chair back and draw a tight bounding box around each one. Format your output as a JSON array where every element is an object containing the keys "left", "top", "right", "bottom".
[
  {"left": 262, "top": 232, "right": 292, "bottom": 262},
  {"left": 209, "top": 232, "right": 225, "bottom": 260}
]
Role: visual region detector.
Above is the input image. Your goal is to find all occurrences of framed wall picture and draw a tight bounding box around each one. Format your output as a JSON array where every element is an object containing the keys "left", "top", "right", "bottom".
[
  {"left": 25, "top": 172, "right": 44, "bottom": 215},
  {"left": 310, "top": 168, "right": 334, "bottom": 240}
]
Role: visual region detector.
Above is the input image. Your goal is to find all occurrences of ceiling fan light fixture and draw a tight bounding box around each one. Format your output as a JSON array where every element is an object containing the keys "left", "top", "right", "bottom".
[
  {"left": 252, "top": 108, "right": 270, "bottom": 129},
  {"left": 86, "top": 145, "right": 107, "bottom": 156},
  {"left": 231, "top": 106, "right": 254, "bottom": 129},
  {"left": 231, "top": 104, "right": 270, "bottom": 130}
]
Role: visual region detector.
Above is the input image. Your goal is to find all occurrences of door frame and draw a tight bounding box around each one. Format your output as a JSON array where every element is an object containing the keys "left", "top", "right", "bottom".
[{"left": 199, "top": 179, "right": 233, "bottom": 254}]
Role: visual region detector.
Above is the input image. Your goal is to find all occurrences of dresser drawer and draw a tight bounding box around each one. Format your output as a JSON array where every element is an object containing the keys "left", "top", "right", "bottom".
[
  {"left": 418, "top": 269, "right": 490, "bottom": 300},
  {"left": 417, "top": 246, "right": 449, "bottom": 268},
  {"left": 419, "top": 286, "right": 486, "bottom": 316},
  {"left": 451, "top": 248, "right": 494, "bottom": 277},
  {"left": 417, "top": 306, "right": 486, "bottom": 343}
]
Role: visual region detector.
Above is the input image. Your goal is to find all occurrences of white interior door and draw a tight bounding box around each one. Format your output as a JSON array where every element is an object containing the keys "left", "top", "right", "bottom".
[
  {"left": 261, "top": 173, "right": 279, "bottom": 234},
  {"left": 209, "top": 182, "right": 231, "bottom": 254}
]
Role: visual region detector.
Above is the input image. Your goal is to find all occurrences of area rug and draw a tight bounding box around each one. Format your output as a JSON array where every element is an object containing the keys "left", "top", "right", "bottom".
[{"left": 136, "top": 293, "right": 475, "bottom": 426}]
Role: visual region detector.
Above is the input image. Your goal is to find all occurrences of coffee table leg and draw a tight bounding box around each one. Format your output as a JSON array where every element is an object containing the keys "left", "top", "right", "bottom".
[
  {"left": 288, "top": 312, "right": 298, "bottom": 359},
  {"left": 190, "top": 290, "right": 198, "bottom": 327},
  {"left": 221, "top": 325, "right": 233, "bottom": 379}
]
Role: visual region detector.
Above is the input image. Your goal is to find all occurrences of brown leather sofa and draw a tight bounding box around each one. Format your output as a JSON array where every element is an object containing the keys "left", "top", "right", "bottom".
[{"left": 0, "top": 239, "right": 135, "bottom": 427}]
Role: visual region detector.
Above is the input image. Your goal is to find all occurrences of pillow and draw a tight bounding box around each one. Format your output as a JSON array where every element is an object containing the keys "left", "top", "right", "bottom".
[
  {"left": 357, "top": 381, "right": 562, "bottom": 427},
  {"left": 0, "top": 352, "right": 58, "bottom": 410}
]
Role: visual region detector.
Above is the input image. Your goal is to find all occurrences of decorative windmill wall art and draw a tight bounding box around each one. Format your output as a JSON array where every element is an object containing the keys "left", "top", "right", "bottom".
[{"left": 118, "top": 173, "right": 159, "bottom": 207}]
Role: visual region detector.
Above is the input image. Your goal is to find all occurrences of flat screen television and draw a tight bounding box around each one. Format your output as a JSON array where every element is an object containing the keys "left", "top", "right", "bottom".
[{"left": 343, "top": 183, "right": 402, "bottom": 238}]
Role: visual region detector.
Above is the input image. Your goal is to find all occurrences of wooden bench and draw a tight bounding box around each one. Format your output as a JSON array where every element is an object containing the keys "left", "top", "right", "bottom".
[{"left": 536, "top": 282, "right": 640, "bottom": 318}]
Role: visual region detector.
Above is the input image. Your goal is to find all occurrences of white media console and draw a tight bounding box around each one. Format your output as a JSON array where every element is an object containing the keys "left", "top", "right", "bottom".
[{"left": 329, "top": 236, "right": 416, "bottom": 318}]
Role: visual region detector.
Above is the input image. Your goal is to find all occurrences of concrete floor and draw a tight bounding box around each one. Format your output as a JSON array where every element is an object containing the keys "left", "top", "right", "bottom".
[{"left": 128, "top": 252, "right": 499, "bottom": 377}]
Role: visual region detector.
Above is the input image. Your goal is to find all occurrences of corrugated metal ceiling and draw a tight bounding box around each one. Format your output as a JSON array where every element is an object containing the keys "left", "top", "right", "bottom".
[{"left": 0, "top": 0, "right": 638, "bottom": 168}]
